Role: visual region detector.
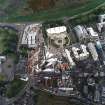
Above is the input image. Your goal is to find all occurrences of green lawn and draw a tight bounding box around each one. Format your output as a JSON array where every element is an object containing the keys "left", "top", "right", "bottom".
[
  {"left": 3, "top": 0, "right": 105, "bottom": 22},
  {"left": 0, "top": 0, "right": 27, "bottom": 17},
  {"left": 0, "top": 27, "right": 18, "bottom": 55},
  {"left": 5, "top": 78, "right": 27, "bottom": 98},
  {"left": 0, "top": 74, "right": 5, "bottom": 81}
]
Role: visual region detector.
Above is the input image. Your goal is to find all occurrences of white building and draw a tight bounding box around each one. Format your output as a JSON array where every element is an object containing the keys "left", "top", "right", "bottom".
[
  {"left": 46, "top": 58, "right": 57, "bottom": 67},
  {"left": 98, "top": 14, "right": 105, "bottom": 23},
  {"left": 87, "top": 27, "right": 99, "bottom": 39},
  {"left": 94, "top": 85, "right": 100, "bottom": 102},
  {"left": 72, "top": 44, "right": 89, "bottom": 61},
  {"left": 43, "top": 68, "right": 55, "bottom": 72},
  {"left": 88, "top": 43, "right": 99, "bottom": 61},
  {"left": 46, "top": 26, "right": 69, "bottom": 46},
  {"left": 96, "top": 41, "right": 105, "bottom": 65},
  {"left": 46, "top": 26, "right": 67, "bottom": 34},
  {"left": 0, "top": 56, "right": 6, "bottom": 73},
  {"left": 74, "top": 25, "right": 88, "bottom": 41},
  {"left": 97, "top": 22, "right": 105, "bottom": 32},
  {"left": 65, "top": 49, "right": 75, "bottom": 67},
  {"left": 21, "top": 23, "right": 41, "bottom": 48},
  {"left": 97, "top": 14, "right": 105, "bottom": 32},
  {"left": 43, "top": 68, "right": 60, "bottom": 73},
  {"left": 102, "top": 87, "right": 105, "bottom": 97},
  {"left": 46, "top": 51, "right": 53, "bottom": 59},
  {"left": 0, "top": 56, "right": 6, "bottom": 64},
  {"left": 20, "top": 74, "right": 29, "bottom": 81}
]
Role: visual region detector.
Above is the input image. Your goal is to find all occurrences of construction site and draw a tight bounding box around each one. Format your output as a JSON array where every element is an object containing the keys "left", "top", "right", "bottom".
[{"left": 20, "top": 15, "right": 105, "bottom": 104}]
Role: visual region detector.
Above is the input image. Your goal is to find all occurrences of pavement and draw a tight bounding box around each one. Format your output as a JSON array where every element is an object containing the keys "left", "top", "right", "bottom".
[
  {"left": 0, "top": 96, "right": 8, "bottom": 105},
  {"left": 2, "top": 57, "right": 14, "bottom": 81}
]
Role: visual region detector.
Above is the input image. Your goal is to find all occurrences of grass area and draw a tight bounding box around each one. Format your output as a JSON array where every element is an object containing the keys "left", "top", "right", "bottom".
[
  {"left": 3, "top": 0, "right": 105, "bottom": 22},
  {"left": 0, "top": 0, "right": 27, "bottom": 17},
  {"left": 5, "top": 78, "right": 27, "bottom": 98},
  {"left": 0, "top": 27, "right": 18, "bottom": 55},
  {"left": 0, "top": 0, "right": 8, "bottom": 5},
  {"left": 0, "top": 74, "right": 5, "bottom": 81},
  {"left": 19, "top": 46, "right": 28, "bottom": 58},
  {"left": 0, "top": 27, "right": 19, "bottom": 64}
]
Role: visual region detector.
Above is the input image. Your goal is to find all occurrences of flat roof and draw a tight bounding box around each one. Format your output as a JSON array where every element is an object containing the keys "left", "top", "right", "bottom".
[
  {"left": 87, "top": 27, "right": 98, "bottom": 37},
  {"left": 46, "top": 26, "right": 66, "bottom": 34}
]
